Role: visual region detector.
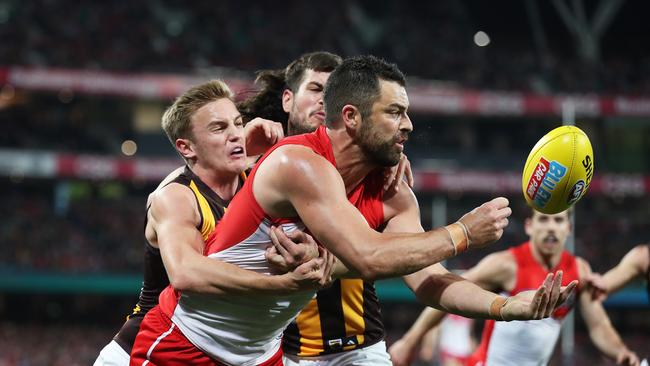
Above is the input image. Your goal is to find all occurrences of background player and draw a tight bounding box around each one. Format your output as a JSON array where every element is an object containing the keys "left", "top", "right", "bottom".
[{"left": 388, "top": 209, "right": 640, "bottom": 366}]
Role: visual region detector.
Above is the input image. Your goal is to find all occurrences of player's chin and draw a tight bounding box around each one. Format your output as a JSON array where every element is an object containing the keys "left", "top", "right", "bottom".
[{"left": 226, "top": 160, "right": 248, "bottom": 174}]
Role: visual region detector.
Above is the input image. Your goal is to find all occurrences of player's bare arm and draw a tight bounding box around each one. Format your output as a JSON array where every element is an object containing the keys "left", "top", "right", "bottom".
[
  {"left": 253, "top": 145, "right": 510, "bottom": 280},
  {"left": 381, "top": 183, "right": 576, "bottom": 319},
  {"left": 148, "top": 183, "right": 331, "bottom": 295},
  {"left": 602, "top": 244, "right": 649, "bottom": 294},
  {"left": 577, "top": 258, "right": 640, "bottom": 366}
]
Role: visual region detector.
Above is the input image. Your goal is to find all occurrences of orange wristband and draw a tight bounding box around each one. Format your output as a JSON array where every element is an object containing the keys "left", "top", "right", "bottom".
[
  {"left": 444, "top": 222, "right": 469, "bottom": 255},
  {"left": 489, "top": 296, "right": 507, "bottom": 321}
]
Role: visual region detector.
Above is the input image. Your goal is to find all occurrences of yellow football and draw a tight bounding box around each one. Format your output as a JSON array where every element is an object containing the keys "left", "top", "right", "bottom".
[{"left": 522, "top": 126, "right": 594, "bottom": 214}]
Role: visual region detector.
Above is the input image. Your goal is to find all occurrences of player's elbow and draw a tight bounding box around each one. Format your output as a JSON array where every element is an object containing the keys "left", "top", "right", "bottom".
[
  {"left": 346, "top": 255, "right": 386, "bottom": 281},
  {"left": 167, "top": 269, "right": 199, "bottom": 292}
]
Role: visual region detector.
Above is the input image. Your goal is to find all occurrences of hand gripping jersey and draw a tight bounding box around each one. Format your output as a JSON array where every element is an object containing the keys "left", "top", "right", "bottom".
[
  {"left": 113, "top": 166, "right": 235, "bottom": 354},
  {"left": 467, "top": 242, "right": 580, "bottom": 366},
  {"left": 157, "top": 126, "right": 385, "bottom": 366}
]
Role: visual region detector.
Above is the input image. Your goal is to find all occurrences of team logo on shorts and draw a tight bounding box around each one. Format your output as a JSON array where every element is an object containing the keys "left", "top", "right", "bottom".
[
  {"left": 526, "top": 157, "right": 567, "bottom": 208},
  {"left": 567, "top": 180, "right": 585, "bottom": 205}
]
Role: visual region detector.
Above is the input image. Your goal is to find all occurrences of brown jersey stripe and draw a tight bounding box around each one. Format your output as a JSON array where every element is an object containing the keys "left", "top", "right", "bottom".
[
  {"left": 361, "top": 280, "right": 385, "bottom": 344},
  {"left": 315, "top": 280, "right": 348, "bottom": 353},
  {"left": 283, "top": 279, "right": 385, "bottom": 356}
]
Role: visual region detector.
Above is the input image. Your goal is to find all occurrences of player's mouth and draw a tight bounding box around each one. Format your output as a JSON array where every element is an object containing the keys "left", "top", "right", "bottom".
[
  {"left": 312, "top": 111, "right": 326, "bottom": 122},
  {"left": 394, "top": 136, "right": 408, "bottom": 151},
  {"left": 542, "top": 235, "right": 559, "bottom": 245},
  {"left": 230, "top": 146, "right": 245, "bottom": 159}
]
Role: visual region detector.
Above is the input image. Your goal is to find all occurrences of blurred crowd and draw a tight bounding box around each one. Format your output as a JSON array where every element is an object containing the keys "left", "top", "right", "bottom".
[
  {"left": 1, "top": 2, "right": 648, "bottom": 364},
  {"left": 1, "top": 0, "right": 649, "bottom": 94},
  {"left": 0, "top": 323, "right": 114, "bottom": 366},
  {"left": 3, "top": 92, "right": 650, "bottom": 173},
  {"left": 0, "top": 179, "right": 144, "bottom": 273}
]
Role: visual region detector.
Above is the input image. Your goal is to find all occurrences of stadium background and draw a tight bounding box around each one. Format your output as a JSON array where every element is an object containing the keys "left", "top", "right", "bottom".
[{"left": 0, "top": 1, "right": 648, "bottom": 364}]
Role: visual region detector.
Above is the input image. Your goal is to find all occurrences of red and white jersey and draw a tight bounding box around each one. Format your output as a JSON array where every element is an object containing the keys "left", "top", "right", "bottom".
[
  {"left": 467, "top": 242, "right": 580, "bottom": 366},
  {"left": 157, "top": 126, "right": 385, "bottom": 366},
  {"left": 439, "top": 314, "right": 473, "bottom": 359}
]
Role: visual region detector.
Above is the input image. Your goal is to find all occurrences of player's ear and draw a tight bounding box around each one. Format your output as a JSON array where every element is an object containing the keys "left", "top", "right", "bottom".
[
  {"left": 341, "top": 104, "right": 361, "bottom": 131},
  {"left": 282, "top": 89, "right": 294, "bottom": 113},
  {"left": 524, "top": 217, "right": 533, "bottom": 236},
  {"left": 176, "top": 138, "right": 196, "bottom": 160}
]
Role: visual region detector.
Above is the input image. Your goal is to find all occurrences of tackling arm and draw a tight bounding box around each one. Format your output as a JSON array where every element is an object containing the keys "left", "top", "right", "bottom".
[
  {"left": 578, "top": 258, "right": 640, "bottom": 365},
  {"left": 150, "top": 184, "right": 327, "bottom": 295}
]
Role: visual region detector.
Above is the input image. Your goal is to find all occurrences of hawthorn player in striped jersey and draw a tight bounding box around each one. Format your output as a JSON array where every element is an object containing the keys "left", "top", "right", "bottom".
[{"left": 94, "top": 80, "right": 328, "bottom": 366}]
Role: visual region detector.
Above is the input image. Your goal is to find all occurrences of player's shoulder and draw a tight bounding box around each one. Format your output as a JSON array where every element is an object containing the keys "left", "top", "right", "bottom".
[
  {"left": 262, "top": 144, "right": 338, "bottom": 180},
  {"left": 149, "top": 182, "right": 197, "bottom": 216}
]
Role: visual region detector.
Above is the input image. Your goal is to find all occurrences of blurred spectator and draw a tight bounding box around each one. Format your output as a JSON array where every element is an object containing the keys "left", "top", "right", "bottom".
[{"left": 0, "top": 0, "right": 648, "bottom": 94}]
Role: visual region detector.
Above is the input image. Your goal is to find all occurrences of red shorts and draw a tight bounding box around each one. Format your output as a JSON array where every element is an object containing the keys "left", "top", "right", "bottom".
[{"left": 130, "top": 305, "right": 283, "bottom": 366}]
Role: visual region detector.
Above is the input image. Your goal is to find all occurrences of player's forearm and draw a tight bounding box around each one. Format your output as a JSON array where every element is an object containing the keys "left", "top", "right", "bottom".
[
  {"left": 346, "top": 228, "right": 456, "bottom": 280},
  {"left": 415, "top": 275, "right": 503, "bottom": 320},
  {"left": 401, "top": 307, "right": 447, "bottom": 347},
  {"left": 331, "top": 258, "right": 359, "bottom": 279},
  {"left": 602, "top": 266, "right": 638, "bottom": 294},
  {"left": 589, "top": 322, "right": 630, "bottom": 360},
  {"left": 171, "top": 255, "right": 292, "bottom": 295}
]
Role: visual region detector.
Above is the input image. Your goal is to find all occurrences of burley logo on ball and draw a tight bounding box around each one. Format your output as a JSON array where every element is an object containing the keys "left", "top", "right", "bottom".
[{"left": 526, "top": 157, "right": 567, "bottom": 208}]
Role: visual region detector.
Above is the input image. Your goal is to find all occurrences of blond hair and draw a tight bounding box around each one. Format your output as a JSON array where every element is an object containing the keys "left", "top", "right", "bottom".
[{"left": 161, "top": 80, "right": 234, "bottom": 144}]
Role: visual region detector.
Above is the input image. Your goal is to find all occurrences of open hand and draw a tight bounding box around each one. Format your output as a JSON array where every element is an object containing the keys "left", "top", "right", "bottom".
[{"left": 500, "top": 271, "right": 578, "bottom": 321}]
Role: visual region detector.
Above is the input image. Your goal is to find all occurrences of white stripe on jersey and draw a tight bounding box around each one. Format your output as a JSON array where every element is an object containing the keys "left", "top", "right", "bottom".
[
  {"left": 171, "top": 220, "right": 316, "bottom": 366},
  {"left": 486, "top": 317, "right": 561, "bottom": 366}
]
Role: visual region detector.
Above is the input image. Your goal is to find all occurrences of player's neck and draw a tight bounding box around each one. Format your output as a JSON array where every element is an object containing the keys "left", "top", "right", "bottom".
[
  {"left": 189, "top": 164, "right": 240, "bottom": 201},
  {"left": 327, "top": 128, "right": 378, "bottom": 193},
  {"left": 530, "top": 243, "right": 562, "bottom": 271}
]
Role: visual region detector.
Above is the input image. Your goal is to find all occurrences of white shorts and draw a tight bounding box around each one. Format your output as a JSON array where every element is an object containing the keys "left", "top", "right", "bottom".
[
  {"left": 93, "top": 340, "right": 130, "bottom": 366},
  {"left": 283, "top": 341, "right": 392, "bottom": 366}
]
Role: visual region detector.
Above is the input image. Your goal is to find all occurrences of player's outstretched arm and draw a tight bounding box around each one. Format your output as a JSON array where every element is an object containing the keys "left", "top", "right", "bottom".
[
  {"left": 578, "top": 258, "right": 640, "bottom": 366},
  {"left": 150, "top": 184, "right": 331, "bottom": 295},
  {"left": 253, "top": 145, "right": 512, "bottom": 281},
  {"left": 600, "top": 244, "right": 649, "bottom": 295},
  {"left": 388, "top": 307, "right": 446, "bottom": 366}
]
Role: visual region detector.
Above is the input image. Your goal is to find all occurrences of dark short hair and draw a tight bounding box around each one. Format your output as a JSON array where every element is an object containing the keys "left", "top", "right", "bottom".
[
  {"left": 323, "top": 55, "right": 406, "bottom": 127},
  {"left": 285, "top": 51, "right": 342, "bottom": 92},
  {"left": 238, "top": 51, "right": 342, "bottom": 130}
]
